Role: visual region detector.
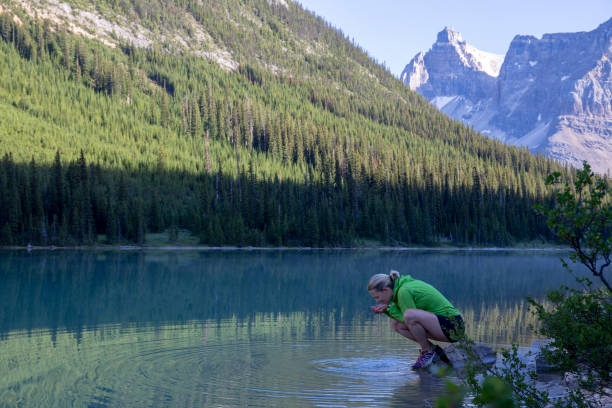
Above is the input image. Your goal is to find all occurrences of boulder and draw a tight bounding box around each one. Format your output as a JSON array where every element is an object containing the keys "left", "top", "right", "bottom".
[
  {"left": 442, "top": 342, "right": 497, "bottom": 369},
  {"left": 531, "top": 339, "right": 560, "bottom": 374}
]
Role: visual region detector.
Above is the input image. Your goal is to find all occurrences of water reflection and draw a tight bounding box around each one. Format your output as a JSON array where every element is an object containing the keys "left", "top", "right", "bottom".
[
  {"left": 0, "top": 319, "right": 445, "bottom": 407},
  {"left": 0, "top": 250, "right": 582, "bottom": 407},
  {"left": 0, "top": 250, "right": 580, "bottom": 337}
]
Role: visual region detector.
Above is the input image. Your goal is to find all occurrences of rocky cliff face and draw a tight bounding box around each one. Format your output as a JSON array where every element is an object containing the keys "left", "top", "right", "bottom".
[
  {"left": 401, "top": 21, "right": 612, "bottom": 174},
  {"left": 404, "top": 28, "right": 503, "bottom": 102}
]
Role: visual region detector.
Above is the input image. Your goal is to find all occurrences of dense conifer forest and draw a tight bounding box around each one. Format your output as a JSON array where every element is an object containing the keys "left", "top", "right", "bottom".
[{"left": 0, "top": 0, "right": 574, "bottom": 246}]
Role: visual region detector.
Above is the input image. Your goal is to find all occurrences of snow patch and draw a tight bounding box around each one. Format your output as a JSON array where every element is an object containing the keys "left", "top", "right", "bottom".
[
  {"left": 431, "top": 96, "right": 457, "bottom": 109},
  {"left": 435, "top": 29, "right": 503, "bottom": 77},
  {"left": 537, "top": 113, "right": 542, "bottom": 121},
  {"left": 428, "top": 94, "right": 510, "bottom": 143},
  {"left": 516, "top": 121, "right": 551, "bottom": 149},
  {"left": 561, "top": 75, "right": 570, "bottom": 81},
  {"left": 402, "top": 52, "right": 429, "bottom": 89},
  {"left": 463, "top": 43, "right": 505, "bottom": 77},
  {"left": 529, "top": 60, "right": 538, "bottom": 67}
]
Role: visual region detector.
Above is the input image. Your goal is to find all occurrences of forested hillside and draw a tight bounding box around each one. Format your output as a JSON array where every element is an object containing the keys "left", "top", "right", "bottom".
[{"left": 0, "top": 0, "right": 571, "bottom": 246}]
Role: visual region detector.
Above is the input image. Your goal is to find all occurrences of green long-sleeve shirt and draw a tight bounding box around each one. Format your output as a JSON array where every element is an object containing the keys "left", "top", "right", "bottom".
[{"left": 385, "top": 275, "right": 460, "bottom": 322}]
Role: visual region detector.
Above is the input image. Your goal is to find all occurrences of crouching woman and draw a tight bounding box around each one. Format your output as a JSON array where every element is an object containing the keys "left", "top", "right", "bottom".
[{"left": 368, "top": 270, "right": 465, "bottom": 369}]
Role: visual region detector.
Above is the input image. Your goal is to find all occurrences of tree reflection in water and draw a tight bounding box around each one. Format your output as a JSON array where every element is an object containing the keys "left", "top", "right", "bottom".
[{"left": 0, "top": 250, "right": 583, "bottom": 407}]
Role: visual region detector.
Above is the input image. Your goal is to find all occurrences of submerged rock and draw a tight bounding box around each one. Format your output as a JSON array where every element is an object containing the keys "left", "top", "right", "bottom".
[
  {"left": 531, "top": 339, "right": 560, "bottom": 374},
  {"left": 442, "top": 342, "right": 497, "bottom": 369}
]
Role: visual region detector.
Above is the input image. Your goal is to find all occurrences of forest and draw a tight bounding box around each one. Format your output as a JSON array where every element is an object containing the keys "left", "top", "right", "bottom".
[{"left": 0, "top": 0, "right": 574, "bottom": 246}]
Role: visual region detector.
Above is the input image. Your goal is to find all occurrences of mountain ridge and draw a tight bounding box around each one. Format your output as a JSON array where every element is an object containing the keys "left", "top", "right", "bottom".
[{"left": 402, "top": 20, "right": 612, "bottom": 174}]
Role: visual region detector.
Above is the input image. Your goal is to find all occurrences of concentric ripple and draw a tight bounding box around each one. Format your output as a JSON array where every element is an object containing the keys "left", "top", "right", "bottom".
[
  {"left": 1, "top": 318, "right": 452, "bottom": 407},
  {"left": 313, "top": 355, "right": 414, "bottom": 380}
]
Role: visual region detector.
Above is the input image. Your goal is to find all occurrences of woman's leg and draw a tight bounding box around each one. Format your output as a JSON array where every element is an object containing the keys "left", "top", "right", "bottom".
[
  {"left": 402, "top": 309, "right": 450, "bottom": 350},
  {"left": 390, "top": 319, "right": 417, "bottom": 341}
]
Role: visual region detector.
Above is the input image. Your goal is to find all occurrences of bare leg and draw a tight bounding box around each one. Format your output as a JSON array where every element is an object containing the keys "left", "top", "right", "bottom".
[
  {"left": 403, "top": 309, "right": 451, "bottom": 350},
  {"left": 405, "top": 321, "right": 434, "bottom": 350},
  {"left": 390, "top": 319, "right": 417, "bottom": 341}
]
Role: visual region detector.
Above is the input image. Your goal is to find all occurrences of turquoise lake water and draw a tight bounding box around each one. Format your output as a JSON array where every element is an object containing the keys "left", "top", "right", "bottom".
[{"left": 0, "top": 249, "right": 582, "bottom": 407}]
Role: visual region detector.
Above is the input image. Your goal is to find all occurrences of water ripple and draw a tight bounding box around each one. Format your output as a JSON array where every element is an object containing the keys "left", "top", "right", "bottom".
[{"left": 2, "top": 322, "right": 451, "bottom": 407}]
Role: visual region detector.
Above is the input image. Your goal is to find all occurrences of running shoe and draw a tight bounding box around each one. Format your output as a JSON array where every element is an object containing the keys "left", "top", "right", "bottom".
[{"left": 412, "top": 348, "right": 439, "bottom": 369}]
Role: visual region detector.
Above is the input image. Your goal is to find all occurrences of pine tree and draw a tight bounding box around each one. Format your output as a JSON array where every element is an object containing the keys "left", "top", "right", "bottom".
[
  {"left": 50, "top": 150, "right": 64, "bottom": 223},
  {"left": 0, "top": 7, "right": 572, "bottom": 248},
  {"left": 61, "top": 29, "right": 71, "bottom": 71},
  {"left": 28, "top": 157, "right": 44, "bottom": 242},
  {"left": 190, "top": 96, "right": 202, "bottom": 137},
  {"left": 160, "top": 90, "right": 169, "bottom": 127}
]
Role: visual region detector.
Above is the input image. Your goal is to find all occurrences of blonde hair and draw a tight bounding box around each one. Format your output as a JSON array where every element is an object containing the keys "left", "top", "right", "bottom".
[{"left": 367, "top": 270, "right": 400, "bottom": 292}]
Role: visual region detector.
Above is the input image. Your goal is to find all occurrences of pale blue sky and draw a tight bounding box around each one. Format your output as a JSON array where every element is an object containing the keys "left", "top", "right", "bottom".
[{"left": 296, "top": 0, "right": 612, "bottom": 76}]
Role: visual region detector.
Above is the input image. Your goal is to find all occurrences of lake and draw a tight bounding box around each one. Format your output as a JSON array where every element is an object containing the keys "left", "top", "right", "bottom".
[{"left": 0, "top": 249, "right": 582, "bottom": 407}]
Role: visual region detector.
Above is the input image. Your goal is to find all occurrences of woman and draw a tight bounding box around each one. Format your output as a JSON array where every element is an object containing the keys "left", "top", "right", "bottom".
[{"left": 368, "top": 270, "right": 465, "bottom": 369}]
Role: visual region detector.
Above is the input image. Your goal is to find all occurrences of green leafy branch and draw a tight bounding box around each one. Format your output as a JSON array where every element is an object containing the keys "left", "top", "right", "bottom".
[
  {"left": 437, "top": 162, "right": 612, "bottom": 408},
  {"left": 535, "top": 162, "right": 612, "bottom": 292}
]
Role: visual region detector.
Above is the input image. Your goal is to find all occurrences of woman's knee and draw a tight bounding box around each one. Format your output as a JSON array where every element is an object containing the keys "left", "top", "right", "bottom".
[
  {"left": 390, "top": 319, "right": 406, "bottom": 332},
  {"left": 390, "top": 319, "right": 400, "bottom": 331},
  {"left": 403, "top": 309, "right": 420, "bottom": 325}
]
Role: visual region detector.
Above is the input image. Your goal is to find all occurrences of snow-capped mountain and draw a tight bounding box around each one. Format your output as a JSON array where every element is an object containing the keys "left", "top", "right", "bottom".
[{"left": 401, "top": 21, "right": 612, "bottom": 174}]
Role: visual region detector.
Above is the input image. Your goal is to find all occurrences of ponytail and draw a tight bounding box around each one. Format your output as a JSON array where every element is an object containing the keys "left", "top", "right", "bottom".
[{"left": 368, "top": 270, "right": 401, "bottom": 291}]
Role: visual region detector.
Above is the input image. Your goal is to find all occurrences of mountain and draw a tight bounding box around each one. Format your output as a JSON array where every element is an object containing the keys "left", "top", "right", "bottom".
[
  {"left": 0, "top": 0, "right": 567, "bottom": 247},
  {"left": 401, "top": 21, "right": 612, "bottom": 174}
]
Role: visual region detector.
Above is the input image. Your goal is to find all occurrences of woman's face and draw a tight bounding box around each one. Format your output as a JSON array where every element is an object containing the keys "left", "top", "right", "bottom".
[{"left": 369, "top": 287, "right": 393, "bottom": 305}]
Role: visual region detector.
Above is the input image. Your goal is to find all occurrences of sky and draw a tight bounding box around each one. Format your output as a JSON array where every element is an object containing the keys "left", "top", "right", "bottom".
[{"left": 296, "top": 0, "right": 612, "bottom": 77}]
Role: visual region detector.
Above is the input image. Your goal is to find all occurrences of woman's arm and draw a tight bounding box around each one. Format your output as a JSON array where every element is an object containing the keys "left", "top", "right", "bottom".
[
  {"left": 370, "top": 304, "right": 388, "bottom": 313},
  {"left": 386, "top": 303, "right": 404, "bottom": 321}
]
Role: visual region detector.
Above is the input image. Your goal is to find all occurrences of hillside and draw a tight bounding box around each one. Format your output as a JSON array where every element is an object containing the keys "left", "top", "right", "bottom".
[{"left": 0, "top": 0, "right": 570, "bottom": 247}]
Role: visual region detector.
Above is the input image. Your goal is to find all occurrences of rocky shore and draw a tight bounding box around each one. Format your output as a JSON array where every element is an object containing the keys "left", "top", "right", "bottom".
[{"left": 440, "top": 341, "right": 611, "bottom": 407}]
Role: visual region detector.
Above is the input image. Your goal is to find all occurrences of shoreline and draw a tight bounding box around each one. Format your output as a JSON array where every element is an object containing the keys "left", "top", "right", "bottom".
[{"left": 0, "top": 245, "right": 571, "bottom": 252}]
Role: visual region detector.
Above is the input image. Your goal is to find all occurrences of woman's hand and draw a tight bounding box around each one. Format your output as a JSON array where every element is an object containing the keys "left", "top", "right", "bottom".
[{"left": 370, "top": 303, "right": 388, "bottom": 314}]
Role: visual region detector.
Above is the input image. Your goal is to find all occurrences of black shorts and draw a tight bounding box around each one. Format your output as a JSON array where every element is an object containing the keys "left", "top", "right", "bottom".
[{"left": 436, "top": 314, "right": 465, "bottom": 342}]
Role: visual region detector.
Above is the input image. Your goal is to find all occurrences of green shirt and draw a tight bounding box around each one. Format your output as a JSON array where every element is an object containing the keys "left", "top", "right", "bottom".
[{"left": 385, "top": 275, "right": 461, "bottom": 322}]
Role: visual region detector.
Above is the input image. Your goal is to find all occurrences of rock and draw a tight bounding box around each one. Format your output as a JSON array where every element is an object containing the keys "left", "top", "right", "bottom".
[
  {"left": 563, "top": 372, "right": 580, "bottom": 389},
  {"left": 531, "top": 339, "right": 561, "bottom": 374},
  {"left": 401, "top": 18, "right": 612, "bottom": 174},
  {"left": 442, "top": 342, "right": 497, "bottom": 369},
  {"left": 536, "top": 354, "right": 559, "bottom": 374},
  {"left": 535, "top": 353, "right": 558, "bottom": 374},
  {"left": 438, "top": 340, "right": 612, "bottom": 407}
]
